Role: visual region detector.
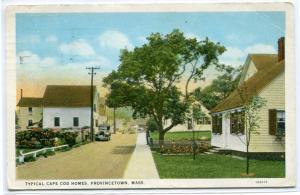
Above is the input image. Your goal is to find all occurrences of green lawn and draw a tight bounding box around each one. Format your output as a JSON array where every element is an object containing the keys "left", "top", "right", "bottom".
[
  {"left": 152, "top": 153, "right": 285, "bottom": 178},
  {"left": 150, "top": 131, "right": 211, "bottom": 141}
]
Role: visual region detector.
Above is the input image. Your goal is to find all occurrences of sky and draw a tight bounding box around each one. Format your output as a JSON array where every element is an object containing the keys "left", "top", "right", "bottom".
[{"left": 16, "top": 12, "right": 285, "bottom": 99}]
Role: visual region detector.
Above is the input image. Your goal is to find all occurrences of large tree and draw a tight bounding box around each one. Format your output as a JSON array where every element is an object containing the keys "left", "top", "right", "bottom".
[
  {"left": 103, "top": 29, "right": 225, "bottom": 143},
  {"left": 193, "top": 65, "right": 242, "bottom": 110}
]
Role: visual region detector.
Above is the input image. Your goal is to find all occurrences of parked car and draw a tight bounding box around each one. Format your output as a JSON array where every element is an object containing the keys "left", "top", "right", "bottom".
[
  {"left": 138, "top": 127, "right": 144, "bottom": 132},
  {"left": 95, "top": 125, "right": 111, "bottom": 141}
]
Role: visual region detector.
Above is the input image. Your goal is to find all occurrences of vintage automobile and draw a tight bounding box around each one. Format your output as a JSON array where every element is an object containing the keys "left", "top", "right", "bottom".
[{"left": 95, "top": 125, "right": 111, "bottom": 141}]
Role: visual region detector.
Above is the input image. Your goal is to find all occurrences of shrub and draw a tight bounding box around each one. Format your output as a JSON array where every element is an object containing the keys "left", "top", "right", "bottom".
[
  {"left": 16, "top": 129, "right": 78, "bottom": 148},
  {"left": 43, "top": 150, "right": 55, "bottom": 158},
  {"left": 61, "top": 132, "right": 78, "bottom": 146},
  {"left": 24, "top": 155, "right": 36, "bottom": 162}
]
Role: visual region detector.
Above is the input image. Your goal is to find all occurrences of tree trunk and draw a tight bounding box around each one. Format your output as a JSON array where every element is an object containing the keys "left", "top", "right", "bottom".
[
  {"left": 246, "top": 144, "right": 249, "bottom": 174},
  {"left": 158, "top": 130, "right": 165, "bottom": 152}
]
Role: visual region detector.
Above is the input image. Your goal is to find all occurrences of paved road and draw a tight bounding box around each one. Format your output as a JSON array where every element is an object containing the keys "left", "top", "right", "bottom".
[
  {"left": 123, "top": 132, "right": 159, "bottom": 179},
  {"left": 17, "top": 133, "right": 136, "bottom": 179}
]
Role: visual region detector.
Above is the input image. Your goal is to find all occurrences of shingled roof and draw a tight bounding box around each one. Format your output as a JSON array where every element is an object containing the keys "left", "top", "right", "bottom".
[
  {"left": 249, "top": 54, "right": 278, "bottom": 71},
  {"left": 17, "top": 97, "right": 43, "bottom": 107},
  {"left": 42, "top": 85, "right": 96, "bottom": 107},
  {"left": 211, "top": 57, "right": 284, "bottom": 113}
]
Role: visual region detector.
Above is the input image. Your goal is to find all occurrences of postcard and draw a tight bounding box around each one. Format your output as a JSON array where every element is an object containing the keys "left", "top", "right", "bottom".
[{"left": 5, "top": 2, "right": 296, "bottom": 190}]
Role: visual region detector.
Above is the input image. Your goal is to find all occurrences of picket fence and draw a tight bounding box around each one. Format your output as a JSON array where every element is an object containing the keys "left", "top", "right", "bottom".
[{"left": 17, "top": 144, "right": 69, "bottom": 163}]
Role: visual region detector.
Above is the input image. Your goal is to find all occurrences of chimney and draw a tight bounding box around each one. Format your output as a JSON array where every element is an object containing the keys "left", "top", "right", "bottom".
[
  {"left": 20, "top": 89, "right": 23, "bottom": 98},
  {"left": 278, "top": 37, "right": 285, "bottom": 62}
]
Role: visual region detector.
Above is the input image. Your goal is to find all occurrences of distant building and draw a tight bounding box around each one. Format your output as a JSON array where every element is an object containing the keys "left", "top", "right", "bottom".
[
  {"left": 16, "top": 85, "right": 101, "bottom": 130},
  {"left": 164, "top": 103, "right": 212, "bottom": 132},
  {"left": 17, "top": 97, "right": 43, "bottom": 130}
]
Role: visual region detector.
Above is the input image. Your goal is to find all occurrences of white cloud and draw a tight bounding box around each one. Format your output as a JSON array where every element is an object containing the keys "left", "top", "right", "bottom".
[
  {"left": 59, "top": 39, "right": 95, "bottom": 57},
  {"left": 98, "top": 30, "right": 133, "bottom": 50},
  {"left": 219, "top": 44, "right": 276, "bottom": 67},
  {"left": 65, "top": 56, "right": 112, "bottom": 70},
  {"left": 17, "top": 50, "right": 56, "bottom": 68},
  {"left": 17, "top": 50, "right": 114, "bottom": 82},
  {"left": 244, "top": 44, "right": 276, "bottom": 54},
  {"left": 137, "top": 36, "right": 147, "bottom": 44},
  {"left": 46, "top": 35, "right": 58, "bottom": 43},
  {"left": 185, "top": 32, "right": 202, "bottom": 41}
]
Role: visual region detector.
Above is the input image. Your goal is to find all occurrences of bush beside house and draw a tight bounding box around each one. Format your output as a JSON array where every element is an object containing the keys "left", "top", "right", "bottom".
[{"left": 16, "top": 128, "right": 83, "bottom": 149}]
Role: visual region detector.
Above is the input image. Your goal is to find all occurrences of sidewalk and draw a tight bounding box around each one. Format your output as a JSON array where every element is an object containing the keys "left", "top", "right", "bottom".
[{"left": 123, "top": 132, "right": 159, "bottom": 179}]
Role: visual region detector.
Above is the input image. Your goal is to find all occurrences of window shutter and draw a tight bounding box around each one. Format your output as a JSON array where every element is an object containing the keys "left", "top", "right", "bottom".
[{"left": 269, "top": 109, "right": 277, "bottom": 135}]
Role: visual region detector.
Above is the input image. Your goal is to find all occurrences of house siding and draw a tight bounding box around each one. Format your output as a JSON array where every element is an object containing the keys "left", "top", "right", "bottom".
[
  {"left": 43, "top": 107, "right": 98, "bottom": 128},
  {"left": 18, "top": 107, "right": 43, "bottom": 130},
  {"left": 249, "top": 71, "right": 285, "bottom": 152},
  {"left": 166, "top": 103, "right": 212, "bottom": 132},
  {"left": 168, "top": 123, "right": 211, "bottom": 132},
  {"left": 211, "top": 71, "right": 285, "bottom": 153}
]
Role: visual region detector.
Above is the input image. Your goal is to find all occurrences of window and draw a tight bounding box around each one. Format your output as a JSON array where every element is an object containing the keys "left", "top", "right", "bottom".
[
  {"left": 54, "top": 117, "right": 60, "bottom": 127},
  {"left": 230, "top": 111, "right": 245, "bottom": 134},
  {"left": 205, "top": 117, "right": 211, "bottom": 125},
  {"left": 28, "top": 120, "right": 33, "bottom": 126},
  {"left": 269, "top": 110, "right": 285, "bottom": 135},
  {"left": 28, "top": 107, "right": 32, "bottom": 113},
  {"left": 196, "top": 117, "right": 211, "bottom": 125},
  {"left": 93, "top": 104, "right": 96, "bottom": 112},
  {"left": 95, "top": 119, "right": 98, "bottom": 127},
  {"left": 276, "top": 111, "right": 285, "bottom": 135},
  {"left": 73, "top": 117, "right": 79, "bottom": 127},
  {"left": 212, "top": 115, "right": 222, "bottom": 134}
]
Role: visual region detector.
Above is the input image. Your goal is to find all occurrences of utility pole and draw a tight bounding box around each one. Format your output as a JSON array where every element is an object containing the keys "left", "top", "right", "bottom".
[
  {"left": 86, "top": 66, "right": 100, "bottom": 142},
  {"left": 113, "top": 107, "right": 116, "bottom": 134}
]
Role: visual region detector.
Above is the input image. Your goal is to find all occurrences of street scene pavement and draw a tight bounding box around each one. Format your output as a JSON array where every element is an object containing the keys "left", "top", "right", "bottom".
[
  {"left": 124, "top": 132, "right": 159, "bottom": 179},
  {"left": 17, "top": 133, "right": 136, "bottom": 179}
]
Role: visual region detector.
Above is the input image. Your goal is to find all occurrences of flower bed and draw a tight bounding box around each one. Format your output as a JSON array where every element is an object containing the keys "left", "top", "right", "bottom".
[{"left": 151, "top": 140, "right": 210, "bottom": 154}]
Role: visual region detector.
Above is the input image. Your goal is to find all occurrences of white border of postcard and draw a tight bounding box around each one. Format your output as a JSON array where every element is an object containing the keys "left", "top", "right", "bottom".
[{"left": 5, "top": 2, "right": 296, "bottom": 190}]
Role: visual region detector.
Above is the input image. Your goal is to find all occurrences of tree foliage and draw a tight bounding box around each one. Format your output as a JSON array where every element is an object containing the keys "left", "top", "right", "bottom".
[
  {"left": 193, "top": 65, "right": 242, "bottom": 110},
  {"left": 103, "top": 29, "right": 225, "bottom": 141},
  {"left": 146, "top": 118, "right": 159, "bottom": 132}
]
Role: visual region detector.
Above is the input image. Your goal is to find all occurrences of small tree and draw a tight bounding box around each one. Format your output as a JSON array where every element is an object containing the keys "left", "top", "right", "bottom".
[{"left": 238, "top": 83, "right": 267, "bottom": 175}]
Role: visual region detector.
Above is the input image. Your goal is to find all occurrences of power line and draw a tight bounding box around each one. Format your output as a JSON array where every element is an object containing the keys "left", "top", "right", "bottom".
[{"left": 86, "top": 66, "right": 100, "bottom": 142}]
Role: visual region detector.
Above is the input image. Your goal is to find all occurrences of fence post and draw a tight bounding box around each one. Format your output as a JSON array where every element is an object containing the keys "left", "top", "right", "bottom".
[{"left": 19, "top": 155, "right": 24, "bottom": 163}]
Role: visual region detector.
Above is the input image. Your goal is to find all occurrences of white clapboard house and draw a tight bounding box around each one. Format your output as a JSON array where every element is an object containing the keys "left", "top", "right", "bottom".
[
  {"left": 210, "top": 37, "right": 285, "bottom": 157},
  {"left": 17, "top": 85, "right": 100, "bottom": 130},
  {"left": 164, "top": 102, "right": 212, "bottom": 132}
]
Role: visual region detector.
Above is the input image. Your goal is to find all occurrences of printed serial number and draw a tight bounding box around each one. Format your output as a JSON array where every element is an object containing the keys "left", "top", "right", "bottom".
[{"left": 256, "top": 180, "right": 268, "bottom": 184}]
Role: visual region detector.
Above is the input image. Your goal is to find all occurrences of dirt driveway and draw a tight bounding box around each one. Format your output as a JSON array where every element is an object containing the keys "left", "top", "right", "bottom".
[{"left": 17, "top": 133, "right": 136, "bottom": 179}]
